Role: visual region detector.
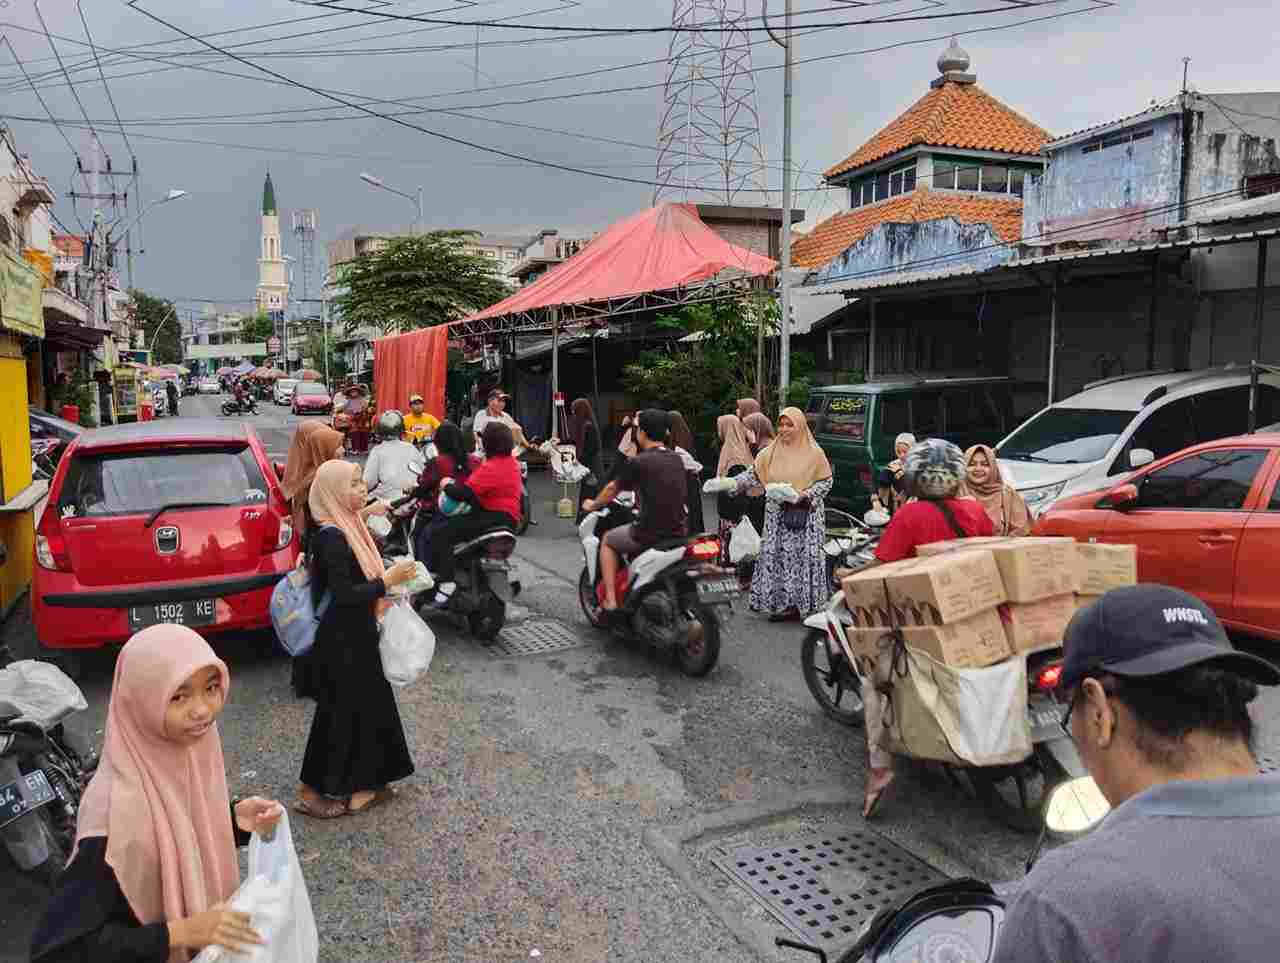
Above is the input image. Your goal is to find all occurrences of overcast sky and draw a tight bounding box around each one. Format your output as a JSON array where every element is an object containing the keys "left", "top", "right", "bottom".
[{"left": 2, "top": 0, "right": 1276, "bottom": 320}]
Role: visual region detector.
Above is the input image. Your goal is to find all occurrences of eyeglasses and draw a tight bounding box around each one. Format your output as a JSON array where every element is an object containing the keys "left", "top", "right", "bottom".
[{"left": 1058, "top": 686, "right": 1080, "bottom": 738}]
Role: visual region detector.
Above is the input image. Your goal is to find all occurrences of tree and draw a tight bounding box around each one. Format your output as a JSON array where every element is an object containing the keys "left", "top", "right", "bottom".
[
  {"left": 129, "top": 290, "right": 182, "bottom": 364},
  {"left": 301, "top": 331, "right": 347, "bottom": 385},
  {"left": 239, "top": 311, "right": 275, "bottom": 345},
  {"left": 331, "top": 231, "right": 509, "bottom": 335}
]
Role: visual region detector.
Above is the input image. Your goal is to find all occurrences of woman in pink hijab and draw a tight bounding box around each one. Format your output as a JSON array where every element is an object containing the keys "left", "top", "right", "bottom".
[{"left": 31, "top": 625, "right": 283, "bottom": 963}]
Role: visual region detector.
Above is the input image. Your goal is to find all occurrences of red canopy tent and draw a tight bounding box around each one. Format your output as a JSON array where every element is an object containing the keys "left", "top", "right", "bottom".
[{"left": 372, "top": 203, "right": 776, "bottom": 421}]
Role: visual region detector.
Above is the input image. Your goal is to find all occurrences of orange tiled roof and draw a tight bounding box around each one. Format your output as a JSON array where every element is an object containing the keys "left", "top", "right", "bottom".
[
  {"left": 825, "top": 81, "right": 1051, "bottom": 180},
  {"left": 52, "top": 233, "right": 85, "bottom": 258},
  {"left": 790, "top": 189, "right": 1023, "bottom": 269}
]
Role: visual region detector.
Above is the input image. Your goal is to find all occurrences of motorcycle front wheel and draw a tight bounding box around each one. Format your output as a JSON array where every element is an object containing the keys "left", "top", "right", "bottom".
[
  {"left": 577, "top": 568, "right": 608, "bottom": 629},
  {"left": 674, "top": 601, "right": 721, "bottom": 677},
  {"left": 801, "top": 629, "right": 865, "bottom": 727}
]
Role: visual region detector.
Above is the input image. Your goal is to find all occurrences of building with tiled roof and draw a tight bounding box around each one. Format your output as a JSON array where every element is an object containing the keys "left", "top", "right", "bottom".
[{"left": 795, "top": 40, "right": 1049, "bottom": 281}]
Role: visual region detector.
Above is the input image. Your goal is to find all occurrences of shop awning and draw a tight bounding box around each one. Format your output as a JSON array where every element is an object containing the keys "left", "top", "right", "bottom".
[
  {"left": 450, "top": 203, "right": 777, "bottom": 336},
  {"left": 43, "top": 317, "right": 106, "bottom": 351}
]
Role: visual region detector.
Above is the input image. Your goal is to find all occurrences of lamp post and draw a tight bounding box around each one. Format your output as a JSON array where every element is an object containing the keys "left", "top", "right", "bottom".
[
  {"left": 97, "top": 189, "right": 188, "bottom": 346},
  {"left": 359, "top": 172, "right": 423, "bottom": 235},
  {"left": 283, "top": 255, "right": 296, "bottom": 372}
]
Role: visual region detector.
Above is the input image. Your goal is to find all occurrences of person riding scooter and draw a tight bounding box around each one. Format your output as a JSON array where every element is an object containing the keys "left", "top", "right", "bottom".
[
  {"left": 403, "top": 393, "right": 439, "bottom": 448},
  {"left": 232, "top": 379, "right": 255, "bottom": 413},
  {"left": 409, "top": 421, "right": 479, "bottom": 562},
  {"left": 581, "top": 409, "right": 687, "bottom": 613},
  {"left": 362, "top": 411, "right": 424, "bottom": 504}
]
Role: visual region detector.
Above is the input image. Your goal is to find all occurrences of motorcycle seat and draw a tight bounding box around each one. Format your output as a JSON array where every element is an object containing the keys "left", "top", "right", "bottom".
[
  {"left": 453, "top": 527, "right": 517, "bottom": 556},
  {"left": 622, "top": 537, "right": 687, "bottom": 562}
]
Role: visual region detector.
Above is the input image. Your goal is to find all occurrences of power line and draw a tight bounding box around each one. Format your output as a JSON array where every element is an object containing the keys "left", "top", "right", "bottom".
[
  {"left": 75, "top": 0, "right": 135, "bottom": 159},
  {"left": 31, "top": 0, "right": 98, "bottom": 138}
]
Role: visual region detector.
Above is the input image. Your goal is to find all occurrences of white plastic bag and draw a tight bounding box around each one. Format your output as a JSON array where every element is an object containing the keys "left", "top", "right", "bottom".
[
  {"left": 728, "top": 517, "right": 761, "bottom": 563},
  {"left": 0, "top": 660, "right": 87, "bottom": 729},
  {"left": 379, "top": 597, "right": 435, "bottom": 687},
  {"left": 193, "top": 811, "right": 318, "bottom": 963},
  {"left": 765, "top": 482, "right": 802, "bottom": 503}
]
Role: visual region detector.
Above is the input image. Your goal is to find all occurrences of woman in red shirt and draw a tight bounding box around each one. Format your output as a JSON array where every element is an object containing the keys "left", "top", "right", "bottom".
[
  {"left": 411, "top": 421, "right": 480, "bottom": 562},
  {"left": 426, "top": 421, "right": 522, "bottom": 604}
]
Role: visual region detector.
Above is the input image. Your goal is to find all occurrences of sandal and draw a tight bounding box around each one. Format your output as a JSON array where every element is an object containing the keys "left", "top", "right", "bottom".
[
  {"left": 349, "top": 787, "right": 396, "bottom": 814},
  {"left": 863, "top": 769, "right": 895, "bottom": 820},
  {"left": 294, "top": 796, "right": 349, "bottom": 820}
]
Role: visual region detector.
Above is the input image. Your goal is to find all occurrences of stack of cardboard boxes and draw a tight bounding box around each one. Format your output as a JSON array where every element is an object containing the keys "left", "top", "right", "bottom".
[{"left": 840, "top": 537, "right": 1138, "bottom": 669}]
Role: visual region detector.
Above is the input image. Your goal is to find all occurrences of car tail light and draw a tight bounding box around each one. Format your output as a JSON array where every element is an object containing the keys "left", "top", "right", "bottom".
[
  {"left": 35, "top": 508, "right": 72, "bottom": 572},
  {"left": 685, "top": 538, "right": 719, "bottom": 559},
  {"left": 857, "top": 465, "right": 873, "bottom": 490},
  {"left": 1034, "top": 663, "right": 1063, "bottom": 692}
]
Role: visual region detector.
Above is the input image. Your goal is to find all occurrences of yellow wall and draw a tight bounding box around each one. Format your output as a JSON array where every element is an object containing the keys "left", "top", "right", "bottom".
[{"left": 0, "top": 336, "right": 35, "bottom": 615}]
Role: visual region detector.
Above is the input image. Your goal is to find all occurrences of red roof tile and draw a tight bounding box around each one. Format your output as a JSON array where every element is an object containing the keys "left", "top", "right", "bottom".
[
  {"left": 52, "top": 234, "right": 85, "bottom": 258},
  {"left": 825, "top": 81, "right": 1051, "bottom": 179},
  {"left": 790, "top": 189, "right": 1023, "bottom": 269}
]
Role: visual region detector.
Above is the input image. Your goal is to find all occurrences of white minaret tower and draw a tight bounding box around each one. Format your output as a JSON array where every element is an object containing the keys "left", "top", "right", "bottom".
[{"left": 255, "top": 172, "right": 289, "bottom": 316}]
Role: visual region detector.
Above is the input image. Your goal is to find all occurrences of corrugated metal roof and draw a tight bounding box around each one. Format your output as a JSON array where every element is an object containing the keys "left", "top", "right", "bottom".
[
  {"left": 1044, "top": 98, "right": 1182, "bottom": 150},
  {"left": 804, "top": 226, "right": 1280, "bottom": 297},
  {"left": 1179, "top": 192, "right": 1280, "bottom": 227}
]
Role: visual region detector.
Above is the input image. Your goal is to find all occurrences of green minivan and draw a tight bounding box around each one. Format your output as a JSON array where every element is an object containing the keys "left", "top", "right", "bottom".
[{"left": 806, "top": 377, "right": 1045, "bottom": 511}]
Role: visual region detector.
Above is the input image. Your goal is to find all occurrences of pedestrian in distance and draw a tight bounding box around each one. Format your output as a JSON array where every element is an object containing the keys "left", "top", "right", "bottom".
[
  {"left": 742, "top": 410, "right": 775, "bottom": 456},
  {"left": 736, "top": 396, "right": 763, "bottom": 427},
  {"left": 569, "top": 398, "right": 604, "bottom": 522},
  {"left": 164, "top": 379, "right": 179, "bottom": 418},
  {"left": 31, "top": 625, "right": 284, "bottom": 963},
  {"left": 962, "top": 443, "right": 1031, "bottom": 536},
  {"left": 280, "top": 421, "right": 346, "bottom": 700},
  {"left": 993, "top": 585, "right": 1280, "bottom": 963},
  {"left": 715, "top": 413, "right": 758, "bottom": 569},
  {"left": 668, "top": 410, "right": 705, "bottom": 534},
  {"left": 296, "top": 460, "right": 417, "bottom": 819},
  {"left": 730, "top": 406, "right": 833, "bottom": 621},
  {"left": 872, "top": 432, "right": 916, "bottom": 517}
]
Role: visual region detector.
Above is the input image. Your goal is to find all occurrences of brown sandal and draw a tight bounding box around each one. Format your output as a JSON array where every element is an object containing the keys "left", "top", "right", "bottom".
[
  {"left": 349, "top": 787, "right": 396, "bottom": 814},
  {"left": 293, "top": 796, "right": 349, "bottom": 820}
]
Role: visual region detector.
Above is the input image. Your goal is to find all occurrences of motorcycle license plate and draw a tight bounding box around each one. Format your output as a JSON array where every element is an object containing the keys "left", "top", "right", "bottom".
[
  {"left": 695, "top": 577, "right": 740, "bottom": 602},
  {"left": 0, "top": 770, "right": 55, "bottom": 831},
  {"left": 1029, "top": 696, "right": 1066, "bottom": 738},
  {"left": 128, "top": 598, "right": 217, "bottom": 631}
]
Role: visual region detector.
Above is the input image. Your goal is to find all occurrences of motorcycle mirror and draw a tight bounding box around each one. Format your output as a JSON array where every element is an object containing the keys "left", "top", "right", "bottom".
[
  {"left": 1044, "top": 776, "right": 1110, "bottom": 836},
  {"left": 863, "top": 508, "right": 890, "bottom": 528}
]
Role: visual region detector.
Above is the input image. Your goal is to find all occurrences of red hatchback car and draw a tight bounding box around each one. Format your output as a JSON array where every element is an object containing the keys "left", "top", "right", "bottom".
[
  {"left": 1036, "top": 433, "right": 1280, "bottom": 640},
  {"left": 292, "top": 382, "right": 332, "bottom": 416},
  {"left": 33, "top": 419, "right": 299, "bottom": 652}
]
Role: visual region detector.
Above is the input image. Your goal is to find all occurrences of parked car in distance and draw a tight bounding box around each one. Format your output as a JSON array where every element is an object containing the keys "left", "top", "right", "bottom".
[
  {"left": 274, "top": 378, "right": 299, "bottom": 406},
  {"left": 292, "top": 381, "right": 332, "bottom": 416},
  {"left": 807, "top": 377, "right": 1044, "bottom": 510},
  {"left": 997, "top": 366, "right": 1280, "bottom": 517},
  {"left": 32, "top": 419, "right": 297, "bottom": 655},
  {"left": 197, "top": 377, "right": 221, "bottom": 394},
  {"left": 1037, "top": 433, "right": 1280, "bottom": 641}
]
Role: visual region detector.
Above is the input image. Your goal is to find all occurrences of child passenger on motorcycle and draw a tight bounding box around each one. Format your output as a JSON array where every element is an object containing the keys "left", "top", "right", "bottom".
[
  {"left": 426, "top": 421, "right": 523, "bottom": 607},
  {"left": 409, "top": 421, "right": 480, "bottom": 561}
]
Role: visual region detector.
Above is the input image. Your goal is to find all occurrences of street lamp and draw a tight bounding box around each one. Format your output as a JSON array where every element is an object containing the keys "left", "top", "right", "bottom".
[
  {"left": 359, "top": 172, "right": 423, "bottom": 234},
  {"left": 108, "top": 189, "right": 188, "bottom": 248}
]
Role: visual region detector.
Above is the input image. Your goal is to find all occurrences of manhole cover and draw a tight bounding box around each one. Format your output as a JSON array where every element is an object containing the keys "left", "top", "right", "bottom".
[
  {"left": 491, "top": 619, "right": 585, "bottom": 657},
  {"left": 713, "top": 832, "right": 944, "bottom": 953}
]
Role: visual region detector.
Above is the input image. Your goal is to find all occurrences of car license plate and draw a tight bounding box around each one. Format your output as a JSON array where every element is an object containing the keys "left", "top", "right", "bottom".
[
  {"left": 0, "top": 770, "right": 56, "bottom": 831},
  {"left": 695, "top": 577, "right": 740, "bottom": 601},
  {"left": 128, "top": 598, "right": 217, "bottom": 630},
  {"left": 1029, "top": 696, "right": 1066, "bottom": 734}
]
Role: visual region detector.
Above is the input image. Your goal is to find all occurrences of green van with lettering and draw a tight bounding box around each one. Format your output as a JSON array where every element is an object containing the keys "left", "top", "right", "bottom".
[{"left": 806, "top": 377, "right": 1043, "bottom": 511}]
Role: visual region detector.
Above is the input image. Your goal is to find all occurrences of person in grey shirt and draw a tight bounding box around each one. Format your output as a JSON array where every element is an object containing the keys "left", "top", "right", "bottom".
[{"left": 994, "top": 584, "right": 1280, "bottom": 963}]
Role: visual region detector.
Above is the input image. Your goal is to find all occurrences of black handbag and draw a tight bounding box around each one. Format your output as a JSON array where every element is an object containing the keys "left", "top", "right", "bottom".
[{"left": 781, "top": 498, "right": 810, "bottom": 532}]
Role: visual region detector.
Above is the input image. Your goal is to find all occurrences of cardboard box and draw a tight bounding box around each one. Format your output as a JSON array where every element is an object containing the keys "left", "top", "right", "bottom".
[
  {"left": 883, "top": 549, "right": 1007, "bottom": 625},
  {"left": 840, "top": 559, "right": 913, "bottom": 627},
  {"left": 1001, "top": 594, "right": 1078, "bottom": 654},
  {"left": 845, "top": 606, "right": 1011, "bottom": 668},
  {"left": 919, "top": 536, "right": 1081, "bottom": 602},
  {"left": 1075, "top": 542, "right": 1138, "bottom": 595}
]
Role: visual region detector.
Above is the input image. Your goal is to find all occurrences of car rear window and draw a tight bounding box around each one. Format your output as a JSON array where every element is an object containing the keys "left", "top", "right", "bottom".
[
  {"left": 58, "top": 447, "right": 269, "bottom": 518},
  {"left": 821, "top": 394, "right": 869, "bottom": 441},
  {"left": 297, "top": 383, "right": 325, "bottom": 395}
]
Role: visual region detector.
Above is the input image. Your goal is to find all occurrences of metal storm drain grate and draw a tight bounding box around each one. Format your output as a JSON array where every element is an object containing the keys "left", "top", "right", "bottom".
[
  {"left": 712, "top": 832, "right": 944, "bottom": 953},
  {"left": 491, "top": 619, "right": 585, "bottom": 657}
]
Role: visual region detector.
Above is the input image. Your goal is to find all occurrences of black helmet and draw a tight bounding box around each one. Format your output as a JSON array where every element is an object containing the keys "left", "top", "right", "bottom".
[
  {"left": 903, "top": 439, "right": 966, "bottom": 500},
  {"left": 376, "top": 410, "right": 405, "bottom": 438}
]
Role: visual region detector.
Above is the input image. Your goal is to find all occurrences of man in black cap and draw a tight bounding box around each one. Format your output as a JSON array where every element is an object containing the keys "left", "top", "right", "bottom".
[
  {"left": 994, "top": 584, "right": 1280, "bottom": 963},
  {"left": 472, "top": 388, "right": 529, "bottom": 453},
  {"left": 582, "top": 409, "right": 687, "bottom": 611}
]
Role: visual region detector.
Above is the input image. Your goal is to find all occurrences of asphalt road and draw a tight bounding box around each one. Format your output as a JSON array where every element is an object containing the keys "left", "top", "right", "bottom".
[{"left": 5, "top": 392, "right": 1280, "bottom": 962}]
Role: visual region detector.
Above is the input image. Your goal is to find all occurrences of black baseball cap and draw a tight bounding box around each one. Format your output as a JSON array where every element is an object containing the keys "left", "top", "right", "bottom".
[
  {"left": 1062, "top": 584, "right": 1280, "bottom": 690},
  {"left": 636, "top": 408, "right": 671, "bottom": 441}
]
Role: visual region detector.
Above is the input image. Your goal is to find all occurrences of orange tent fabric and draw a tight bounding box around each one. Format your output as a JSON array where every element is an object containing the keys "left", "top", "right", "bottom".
[
  {"left": 453, "top": 202, "right": 776, "bottom": 325},
  {"left": 372, "top": 325, "right": 449, "bottom": 420}
]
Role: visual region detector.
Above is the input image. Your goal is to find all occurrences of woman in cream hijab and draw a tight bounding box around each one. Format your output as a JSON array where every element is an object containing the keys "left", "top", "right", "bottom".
[{"left": 731, "top": 407, "right": 834, "bottom": 620}]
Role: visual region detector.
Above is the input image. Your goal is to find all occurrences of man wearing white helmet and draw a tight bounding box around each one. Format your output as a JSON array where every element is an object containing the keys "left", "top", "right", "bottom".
[{"left": 363, "top": 410, "right": 424, "bottom": 503}]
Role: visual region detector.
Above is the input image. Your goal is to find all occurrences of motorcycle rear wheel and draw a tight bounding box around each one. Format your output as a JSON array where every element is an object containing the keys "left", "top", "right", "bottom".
[
  {"left": 467, "top": 593, "right": 506, "bottom": 642},
  {"left": 674, "top": 601, "right": 721, "bottom": 677},
  {"left": 800, "top": 629, "right": 865, "bottom": 727}
]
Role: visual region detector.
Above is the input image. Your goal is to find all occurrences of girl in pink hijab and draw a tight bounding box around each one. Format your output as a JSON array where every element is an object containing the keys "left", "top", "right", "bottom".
[{"left": 31, "top": 625, "right": 283, "bottom": 963}]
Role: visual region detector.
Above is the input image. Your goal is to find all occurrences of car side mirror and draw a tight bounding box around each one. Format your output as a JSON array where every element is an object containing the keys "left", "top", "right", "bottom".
[
  {"left": 1102, "top": 482, "right": 1139, "bottom": 510},
  {"left": 1128, "top": 447, "right": 1154, "bottom": 469}
]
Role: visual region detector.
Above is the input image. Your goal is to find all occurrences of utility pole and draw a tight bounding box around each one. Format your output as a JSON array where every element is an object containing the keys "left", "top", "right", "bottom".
[{"left": 777, "top": 0, "right": 794, "bottom": 411}]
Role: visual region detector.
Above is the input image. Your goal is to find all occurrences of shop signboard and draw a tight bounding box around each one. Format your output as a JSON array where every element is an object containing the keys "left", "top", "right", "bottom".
[{"left": 0, "top": 248, "right": 44, "bottom": 338}]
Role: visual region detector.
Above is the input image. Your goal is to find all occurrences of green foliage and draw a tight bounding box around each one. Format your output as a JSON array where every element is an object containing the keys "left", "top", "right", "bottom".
[
  {"left": 302, "top": 332, "right": 347, "bottom": 385},
  {"left": 128, "top": 290, "right": 182, "bottom": 365},
  {"left": 239, "top": 311, "right": 275, "bottom": 345},
  {"left": 623, "top": 294, "right": 780, "bottom": 451},
  {"left": 49, "top": 378, "right": 97, "bottom": 426},
  {"left": 331, "top": 231, "right": 509, "bottom": 336}
]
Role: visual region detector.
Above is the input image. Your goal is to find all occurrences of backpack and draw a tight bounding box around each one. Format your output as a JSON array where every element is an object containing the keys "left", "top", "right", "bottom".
[{"left": 270, "top": 565, "right": 332, "bottom": 657}]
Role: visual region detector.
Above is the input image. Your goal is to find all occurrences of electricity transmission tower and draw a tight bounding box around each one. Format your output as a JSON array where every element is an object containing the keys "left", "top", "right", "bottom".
[
  {"left": 291, "top": 209, "right": 318, "bottom": 315},
  {"left": 653, "top": 0, "right": 769, "bottom": 205}
]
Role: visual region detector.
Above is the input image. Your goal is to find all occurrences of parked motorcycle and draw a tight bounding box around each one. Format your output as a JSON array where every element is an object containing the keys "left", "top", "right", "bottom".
[
  {"left": 0, "top": 648, "right": 96, "bottom": 884},
  {"left": 778, "top": 776, "right": 1111, "bottom": 962},
  {"left": 577, "top": 494, "right": 734, "bottom": 676},
  {"left": 221, "top": 396, "right": 258, "bottom": 416}
]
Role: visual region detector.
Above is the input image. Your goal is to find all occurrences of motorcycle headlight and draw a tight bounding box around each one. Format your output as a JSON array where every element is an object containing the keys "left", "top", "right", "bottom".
[{"left": 1022, "top": 481, "right": 1067, "bottom": 517}]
